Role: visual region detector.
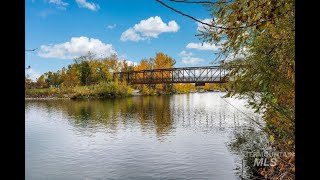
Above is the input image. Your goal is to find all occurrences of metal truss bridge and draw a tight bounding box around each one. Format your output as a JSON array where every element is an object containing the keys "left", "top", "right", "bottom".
[{"left": 113, "top": 66, "right": 230, "bottom": 85}]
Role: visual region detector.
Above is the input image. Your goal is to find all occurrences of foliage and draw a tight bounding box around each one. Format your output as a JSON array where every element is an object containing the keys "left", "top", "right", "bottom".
[
  {"left": 174, "top": 83, "right": 196, "bottom": 93},
  {"left": 197, "top": 0, "right": 295, "bottom": 178},
  {"left": 134, "top": 53, "right": 176, "bottom": 94},
  {"left": 25, "top": 52, "right": 134, "bottom": 99},
  {"left": 203, "top": 83, "right": 226, "bottom": 91}
]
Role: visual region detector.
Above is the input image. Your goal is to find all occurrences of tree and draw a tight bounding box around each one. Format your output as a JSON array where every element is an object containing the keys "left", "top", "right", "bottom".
[
  {"left": 36, "top": 75, "right": 47, "bottom": 88},
  {"left": 153, "top": 52, "right": 176, "bottom": 92},
  {"left": 25, "top": 75, "right": 32, "bottom": 89},
  {"left": 104, "top": 54, "right": 121, "bottom": 72},
  {"left": 156, "top": 0, "right": 295, "bottom": 178},
  {"left": 153, "top": 52, "right": 176, "bottom": 69},
  {"left": 79, "top": 61, "right": 92, "bottom": 86},
  {"left": 63, "top": 65, "right": 81, "bottom": 87},
  {"left": 121, "top": 60, "right": 134, "bottom": 72}
]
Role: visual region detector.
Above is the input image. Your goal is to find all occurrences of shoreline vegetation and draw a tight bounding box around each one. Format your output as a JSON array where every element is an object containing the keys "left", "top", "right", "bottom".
[
  {"left": 25, "top": 83, "right": 228, "bottom": 100},
  {"left": 25, "top": 52, "right": 228, "bottom": 100}
]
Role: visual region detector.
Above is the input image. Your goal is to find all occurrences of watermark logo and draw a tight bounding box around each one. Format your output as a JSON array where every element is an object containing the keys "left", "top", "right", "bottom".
[
  {"left": 253, "top": 157, "right": 277, "bottom": 167},
  {"left": 245, "top": 150, "right": 295, "bottom": 167}
]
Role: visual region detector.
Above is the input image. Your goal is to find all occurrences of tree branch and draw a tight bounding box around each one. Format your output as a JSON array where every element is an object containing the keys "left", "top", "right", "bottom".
[
  {"left": 169, "top": 0, "right": 232, "bottom": 4},
  {"left": 155, "top": 0, "right": 295, "bottom": 30}
]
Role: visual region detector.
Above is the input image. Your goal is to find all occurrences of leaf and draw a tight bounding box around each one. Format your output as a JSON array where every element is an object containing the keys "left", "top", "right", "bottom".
[
  {"left": 271, "top": 98, "right": 277, "bottom": 104},
  {"left": 269, "top": 135, "right": 275, "bottom": 143},
  {"left": 259, "top": 80, "right": 263, "bottom": 85}
]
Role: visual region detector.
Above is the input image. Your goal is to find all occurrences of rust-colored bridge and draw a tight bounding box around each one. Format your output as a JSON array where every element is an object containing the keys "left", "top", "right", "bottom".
[{"left": 113, "top": 66, "right": 229, "bottom": 85}]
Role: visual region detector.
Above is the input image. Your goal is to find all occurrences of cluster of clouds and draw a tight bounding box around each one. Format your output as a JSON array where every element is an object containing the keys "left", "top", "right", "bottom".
[
  {"left": 38, "top": 36, "right": 116, "bottom": 59},
  {"left": 120, "top": 16, "right": 179, "bottom": 42},
  {"left": 47, "top": 0, "right": 68, "bottom": 10},
  {"left": 46, "top": 0, "right": 99, "bottom": 11},
  {"left": 197, "top": 18, "right": 212, "bottom": 31},
  {"left": 186, "top": 42, "right": 220, "bottom": 51},
  {"left": 177, "top": 18, "right": 221, "bottom": 65},
  {"left": 76, "top": 0, "right": 99, "bottom": 11},
  {"left": 179, "top": 50, "right": 204, "bottom": 65},
  {"left": 37, "top": 17, "right": 227, "bottom": 67}
]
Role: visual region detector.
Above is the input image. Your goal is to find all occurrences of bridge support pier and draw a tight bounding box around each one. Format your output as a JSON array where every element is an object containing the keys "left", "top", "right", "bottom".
[{"left": 195, "top": 82, "right": 205, "bottom": 86}]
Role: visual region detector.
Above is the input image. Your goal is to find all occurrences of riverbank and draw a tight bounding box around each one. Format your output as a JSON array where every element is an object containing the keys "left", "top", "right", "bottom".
[{"left": 25, "top": 88, "right": 227, "bottom": 100}]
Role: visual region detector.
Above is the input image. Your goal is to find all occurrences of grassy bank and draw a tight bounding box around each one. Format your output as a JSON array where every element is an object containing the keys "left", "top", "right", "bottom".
[
  {"left": 26, "top": 82, "right": 228, "bottom": 99},
  {"left": 25, "top": 81, "right": 134, "bottom": 99}
]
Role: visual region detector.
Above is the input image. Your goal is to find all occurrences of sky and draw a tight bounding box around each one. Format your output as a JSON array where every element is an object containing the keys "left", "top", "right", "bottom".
[{"left": 26, "top": 0, "right": 221, "bottom": 80}]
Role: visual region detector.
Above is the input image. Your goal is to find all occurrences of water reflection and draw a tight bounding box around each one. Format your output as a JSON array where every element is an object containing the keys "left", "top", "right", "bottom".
[
  {"left": 26, "top": 92, "right": 262, "bottom": 179},
  {"left": 26, "top": 94, "right": 260, "bottom": 138}
]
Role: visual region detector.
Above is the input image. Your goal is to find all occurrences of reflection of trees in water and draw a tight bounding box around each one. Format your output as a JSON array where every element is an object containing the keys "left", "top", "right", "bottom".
[
  {"left": 26, "top": 97, "right": 174, "bottom": 137},
  {"left": 114, "top": 96, "right": 174, "bottom": 138},
  {"left": 152, "top": 96, "right": 173, "bottom": 138},
  {"left": 228, "top": 127, "right": 267, "bottom": 179},
  {"left": 29, "top": 100, "right": 118, "bottom": 132},
  {"left": 26, "top": 94, "right": 261, "bottom": 140}
]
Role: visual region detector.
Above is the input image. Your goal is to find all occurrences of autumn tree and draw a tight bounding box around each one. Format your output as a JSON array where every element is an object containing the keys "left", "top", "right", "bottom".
[
  {"left": 104, "top": 54, "right": 121, "bottom": 72},
  {"left": 153, "top": 52, "right": 176, "bottom": 92},
  {"left": 63, "top": 65, "right": 81, "bottom": 87},
  {"left": 36, "top": 75, "right": 47, "bottom": 88},
  {"left": 156, "top": 0, "right": 295, "bottom": 178}
]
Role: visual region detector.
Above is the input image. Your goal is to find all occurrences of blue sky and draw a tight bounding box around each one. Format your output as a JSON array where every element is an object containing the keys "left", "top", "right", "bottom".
[{"left": 26, "top": 0, "right": 221, "bottom": 80}]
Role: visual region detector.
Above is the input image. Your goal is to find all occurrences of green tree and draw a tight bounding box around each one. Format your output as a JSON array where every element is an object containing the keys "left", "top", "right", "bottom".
[{"left": 36, "top": 75, "right": 47, "bottom": 88}]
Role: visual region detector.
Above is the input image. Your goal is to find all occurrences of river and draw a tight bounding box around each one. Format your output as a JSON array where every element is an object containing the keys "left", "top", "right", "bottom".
[{"left": 25, "top": 92, "right": 262, "bottom": 180}]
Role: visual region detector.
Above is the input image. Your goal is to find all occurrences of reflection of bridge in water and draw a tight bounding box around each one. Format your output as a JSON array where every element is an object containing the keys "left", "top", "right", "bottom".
[{"left": 113, "top": 66, "right": 230, "bottom": 85}]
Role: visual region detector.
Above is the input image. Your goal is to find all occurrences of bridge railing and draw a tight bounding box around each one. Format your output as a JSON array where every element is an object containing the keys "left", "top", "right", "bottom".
[{"left": 113, "top": 66, "right": 230, "bottom": 84}]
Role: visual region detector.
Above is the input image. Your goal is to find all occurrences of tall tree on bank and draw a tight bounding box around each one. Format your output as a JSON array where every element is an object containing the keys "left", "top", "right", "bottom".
[
  {"left": 156, "top": 0, "right": 295, "bottom": 178},
  {"left": 153, "top": 52, "right": 176, "bottom": 92}
]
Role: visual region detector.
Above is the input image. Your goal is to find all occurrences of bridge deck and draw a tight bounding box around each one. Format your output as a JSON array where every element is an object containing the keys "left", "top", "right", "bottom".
[{"left": 113, "top": 66, "right": 229, "bottom": 84}]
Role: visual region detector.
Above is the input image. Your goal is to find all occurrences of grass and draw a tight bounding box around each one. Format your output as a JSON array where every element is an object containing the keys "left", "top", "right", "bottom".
[{"left": 25, "top": 81, "right": 134, "bottom": 99}]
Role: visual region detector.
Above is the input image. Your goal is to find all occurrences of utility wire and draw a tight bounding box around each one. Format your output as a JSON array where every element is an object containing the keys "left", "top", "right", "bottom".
[
  {"left": 25, "top": 48, "right": 38, "bottom": 51},
  {"left": 219, "top": 95, "right": 263, "bottom": 128}
]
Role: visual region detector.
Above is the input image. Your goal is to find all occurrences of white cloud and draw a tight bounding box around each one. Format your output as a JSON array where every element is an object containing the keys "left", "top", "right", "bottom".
[
  {"left": 133, "top": 16, "right": 179, "bottom": 38},
  {"left": 38, "top": 9, "right": 56, "bottom": 18},
  {"left": 47, "top": 0, "right": 68, "bottom": 10},
  {"left": 179, "top": 50, "right": 204, "bottom": 65},
  {"left": 186, "top": 42, "right": 220, "bottom": 51},
  {"left": 179, "top": 50, "right": 193, "bottom": 57},
  {"left": 197, "top": 18, "right": 225, "bottom": 32},
  {"left": 225, "top": 47, "right": 250, "bottom": 61},
  {"left": 197, "top": 18, "right": 212, "bottom": 32},
  {"left": 38, "top": 36, "right": 117, "bottom": 59},
  {"left": 120, "top": 16, "right": 179, "bottom": 42},
  {"left": 120, "top": 28, "right": 144, "bottom": 42},
  {"left": 75, "top": 0, "right": 100, "bottom": 11},
  {"left": 25, "top": 69, "right": 41, "bottom": 81},
  {"left": 122, "top": 60, "right": 138, "bottom": 66},
  {"left": 107, "top": 24, "right": 116, "bottom": 29}
]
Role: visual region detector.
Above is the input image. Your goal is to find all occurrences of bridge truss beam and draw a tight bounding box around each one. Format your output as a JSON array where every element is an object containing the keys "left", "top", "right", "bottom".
[{"left": 113, "top": 66, "right": 229, "bottom": 84}]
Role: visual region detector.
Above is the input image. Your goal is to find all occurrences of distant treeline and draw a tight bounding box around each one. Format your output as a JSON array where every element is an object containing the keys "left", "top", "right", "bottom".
[{"left": 25, "top": 52, "right": 227, "bottom": 99}]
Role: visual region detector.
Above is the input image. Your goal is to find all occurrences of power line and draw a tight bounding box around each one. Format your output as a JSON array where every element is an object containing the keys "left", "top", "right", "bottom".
[
  {"left": 25, "top": 48, "right": 38, "bottom": 51},
  {"left": 219, "top": 95, "right": 263, "bottom": 128}
]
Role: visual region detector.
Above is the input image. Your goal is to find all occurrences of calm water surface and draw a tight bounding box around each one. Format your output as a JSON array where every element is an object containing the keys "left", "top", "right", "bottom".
[{"left": 26, "top": 92, "right": 261, "bottom": 180}]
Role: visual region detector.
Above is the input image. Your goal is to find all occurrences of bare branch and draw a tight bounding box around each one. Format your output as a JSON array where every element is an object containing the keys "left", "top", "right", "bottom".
[
  {"left": 155, "top": 0, "right": 295, "bottom": 30},
  {"left": 169, "top": 0, "right": 232, "bottom": 4}
]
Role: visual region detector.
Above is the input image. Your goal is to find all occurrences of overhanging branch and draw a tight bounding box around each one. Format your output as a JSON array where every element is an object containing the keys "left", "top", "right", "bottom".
[
  {"left": 155, "top": 0, "right": 295, "bottom": 30},
  {"left": 169, "top": 0, "right": 232, "bottom": 4}
]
